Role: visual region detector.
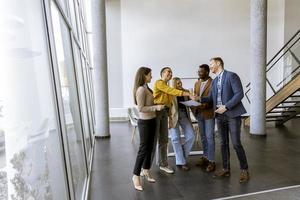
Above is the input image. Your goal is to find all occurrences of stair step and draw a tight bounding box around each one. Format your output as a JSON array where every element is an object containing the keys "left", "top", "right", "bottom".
[
  {"left": 266, "top": 113, "right": 291, "bottom": 116},
  {"left": 266, "top": 119, "right": 283, "bottom": 122},
  {"left": 266, "top": 115, "right": 288, "bottom": 118},
  {"left": 269, "top": 110, "right": 297, "bottom": 113},
  {"left": 291, "top": 95, "right": 300, "bottom": 98},
  {"left": 283, "top": 100, "right": 300, "bottom": 103},
  {"left": 266, "top": 115, "right": 300, "bottom": 121},
  {"left": 276, "top": 105, "right": 300, "bottom": 108}
]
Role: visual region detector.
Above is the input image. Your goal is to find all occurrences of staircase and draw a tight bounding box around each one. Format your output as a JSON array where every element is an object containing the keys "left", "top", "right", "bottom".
[{"left": 245, "top": 29, "right": 300, "bottom": 126}]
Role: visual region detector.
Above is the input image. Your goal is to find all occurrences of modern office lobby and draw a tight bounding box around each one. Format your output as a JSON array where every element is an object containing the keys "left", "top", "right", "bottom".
[{"left": 0, "top": 0, "right": 300, "bottom": 199}]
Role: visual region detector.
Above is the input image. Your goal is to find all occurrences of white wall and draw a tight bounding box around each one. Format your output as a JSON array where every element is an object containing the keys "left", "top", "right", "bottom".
[
  {"left": 284, "top": 0, "right": 300, "bottom": 41},
  {"left": 268, "top": 0, "right": 285, "bottom": 60},
  {"left": 266, "top": 0, "right": 285, "bottom": 98},
  {"left": 106, "top": 0, "right": 290, "bottom": 116},
  {"left": 121, "top": 0, "right": 251, "bottom": 109},
  {"left": 283, "top": 0, "right": 300, "bottom": 84},
  {"left": 106, "top": 0, "right": 123, "bottom": 108}
]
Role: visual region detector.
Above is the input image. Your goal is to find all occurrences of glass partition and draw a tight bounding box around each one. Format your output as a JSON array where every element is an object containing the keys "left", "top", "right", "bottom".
[
  {"left": 50, "top": 1, "right": 88, "bottom": 199},
  {"left": 0, "top": 0, "right": 70, "bottom": 199}
]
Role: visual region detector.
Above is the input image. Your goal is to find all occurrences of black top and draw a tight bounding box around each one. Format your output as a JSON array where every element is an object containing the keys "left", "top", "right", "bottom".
[{"left": 177, "top": 96, "right": 186, "bottom": 110}]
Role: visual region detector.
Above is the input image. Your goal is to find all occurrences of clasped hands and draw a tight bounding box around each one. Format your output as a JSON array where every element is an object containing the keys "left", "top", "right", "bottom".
[{"left": 215, "top": 105, "right": 227, "bottom": 114}]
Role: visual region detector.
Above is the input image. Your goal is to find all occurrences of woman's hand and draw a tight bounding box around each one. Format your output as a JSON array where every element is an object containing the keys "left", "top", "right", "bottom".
[
  {"left": 155, "top": 105, "right": 165, "bottom": 111},
  {"left": 189, "top": 94, "right": 197, "bottom": 101}
]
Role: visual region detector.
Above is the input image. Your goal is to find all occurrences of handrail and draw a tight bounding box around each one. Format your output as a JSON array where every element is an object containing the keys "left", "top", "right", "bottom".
[
  {"left": 245, "top": 28, "right": 300, "bottom": 104},
  {"left": 289, "top": 49, "right": 300, "bottom": 65},
  {"left": 267, "top": 29, "right": 300, "bottom": 67},
  {"left": 266, "top": 36, "right": 300, "bottom": 72},
  {"left": 276, "top": 67, "right": 300, "bottom": 87}
]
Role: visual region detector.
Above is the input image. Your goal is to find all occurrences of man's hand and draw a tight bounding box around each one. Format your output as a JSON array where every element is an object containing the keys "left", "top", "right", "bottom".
[{"left": 215, "top": 105, "right": 227, "bottom": 114}]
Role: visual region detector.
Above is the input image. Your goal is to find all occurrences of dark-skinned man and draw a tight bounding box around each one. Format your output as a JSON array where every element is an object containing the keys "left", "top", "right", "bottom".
[{"left": 193, "top": 64, "right": 216, "bottom": 172}]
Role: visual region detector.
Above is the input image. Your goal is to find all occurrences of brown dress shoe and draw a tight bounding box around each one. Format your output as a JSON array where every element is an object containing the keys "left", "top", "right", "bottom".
[
  {"left": 239, "top": 170, "right": 250, "bottom": 183},
  {"left": 213, "top": 169, "right": 230, "bottom": 178},
  {"left": 206, "top": 162, "right": 216, "bottom": 172},
  {"left": 195, "top": 156, "right": 209, "bottom": 167},
  {"left": 177, "top": 165, "right": 190, "bottom": 171}
]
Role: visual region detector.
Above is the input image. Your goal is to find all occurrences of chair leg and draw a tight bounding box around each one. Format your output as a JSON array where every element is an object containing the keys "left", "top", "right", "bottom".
[
  {"left": 193, "top": 125, "right": 200, "bottom": 147},
  {"left": 131, "top": 126, "right": 137, "bottom": 142}
]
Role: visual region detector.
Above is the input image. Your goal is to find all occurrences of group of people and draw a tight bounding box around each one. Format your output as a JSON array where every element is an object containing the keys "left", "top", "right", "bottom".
[{"left": 132, "top": 57, "right": 250, "bottom": 191}]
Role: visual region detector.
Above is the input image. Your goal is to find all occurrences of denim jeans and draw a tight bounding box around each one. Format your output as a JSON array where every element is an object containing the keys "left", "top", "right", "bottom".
[
  {"left": 170, "top": 109, "right": 195, "bottom": 165},
  {"left": 196, "top": 113, "right": 215, "bottom": 161},
  {"left": 216, "top": 114, "right": 248, "bottom": 170}
]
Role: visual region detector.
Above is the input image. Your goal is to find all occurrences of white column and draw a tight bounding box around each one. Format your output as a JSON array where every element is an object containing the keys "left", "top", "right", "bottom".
[
  {"left": 250, "top": 0, "right": 267, "bottom": 135},
  {"left": 91, "top": 0, "right": 110, "bottom": 137}
]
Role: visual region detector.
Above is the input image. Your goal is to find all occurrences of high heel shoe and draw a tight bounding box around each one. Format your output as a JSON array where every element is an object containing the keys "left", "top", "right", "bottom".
[
  {"left": 142, "top": 169, "right": 156, "bottom": 183},
  {"left": 132, "top": 176, "right": 143, "bottom": 191}
]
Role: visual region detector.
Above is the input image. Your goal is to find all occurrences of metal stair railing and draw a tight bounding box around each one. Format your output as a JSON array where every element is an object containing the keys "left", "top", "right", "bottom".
[{"left": 245, "top": 28, "right": 300, "bottom": 103}]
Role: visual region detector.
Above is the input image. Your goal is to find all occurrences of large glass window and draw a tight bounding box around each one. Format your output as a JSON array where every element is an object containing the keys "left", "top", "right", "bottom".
[
  {"left": 75, "top": 4, "right": 85, "bottom": 53},
  {"left": 73, "top": 47, "right": 92, "bottom": 160},
  {"left": 68, "top": 0, "right": 79, "bottom": 40},
  {"left": 0, "top": 0, "right": 69, "bottom": 199},
  {"left": 0, "top": 0, "right": 94, "bottom": 198},
  {"left": 50, "top": 1, "right": 88, "bottom": 199},
  {"left": 56, "top": 0, "right": 69, "bottom": 16},
  {"left": 82, "top": 61, "right": 96, "bottom": 129}
]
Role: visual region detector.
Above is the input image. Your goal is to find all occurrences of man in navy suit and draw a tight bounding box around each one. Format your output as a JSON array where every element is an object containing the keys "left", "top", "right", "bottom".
[{"left": 202, "top": 57, "right": 249, "bottom": 183}]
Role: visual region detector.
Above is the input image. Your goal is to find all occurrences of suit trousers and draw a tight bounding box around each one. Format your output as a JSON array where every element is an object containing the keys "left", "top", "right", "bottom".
[
  {"left": 216, "top": 114, "right": 248, "bottom": 170},
  {"left": 133, "top": 118, "right": 156, "bottom": 175}
]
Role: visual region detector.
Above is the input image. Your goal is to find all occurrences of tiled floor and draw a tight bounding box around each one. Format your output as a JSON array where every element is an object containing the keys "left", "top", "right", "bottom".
[{"left": 89, "top": 119, "right": 300, "bottom": 200}]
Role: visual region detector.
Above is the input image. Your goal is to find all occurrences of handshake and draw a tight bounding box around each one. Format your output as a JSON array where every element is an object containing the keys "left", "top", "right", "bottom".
[
  {"left": 189, "top": 94, "right": 198, "bottom": 101},
  {"left": 182, "top": 90, "right": 198, "bottom": 101}
]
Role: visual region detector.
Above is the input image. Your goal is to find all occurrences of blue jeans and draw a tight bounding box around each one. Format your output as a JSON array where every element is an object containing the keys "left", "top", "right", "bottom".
[
  {"left": 170, "top": 109, "right": 195, "bottom": 165},
  {"left": 216, "top": 114, "right": 248, "bottom": 170},
  {"left": 196, "top": 113, "right": 215, "bottom": 161}
]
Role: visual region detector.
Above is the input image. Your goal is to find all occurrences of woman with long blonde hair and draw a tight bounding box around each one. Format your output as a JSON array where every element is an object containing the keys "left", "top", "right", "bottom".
[{"left": 169, "top": 77, "right": 195, "bottom": 171}]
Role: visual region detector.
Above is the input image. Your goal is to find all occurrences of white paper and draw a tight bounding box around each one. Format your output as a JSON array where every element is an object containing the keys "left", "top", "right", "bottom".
[{"left": 179, "top": 100, "right": 201, "bottom": 107}]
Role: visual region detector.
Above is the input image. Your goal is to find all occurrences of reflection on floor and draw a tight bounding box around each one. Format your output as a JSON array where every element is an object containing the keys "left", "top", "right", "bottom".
[{"left": 90, "top": 119, "right": 300, "bottom": 200}]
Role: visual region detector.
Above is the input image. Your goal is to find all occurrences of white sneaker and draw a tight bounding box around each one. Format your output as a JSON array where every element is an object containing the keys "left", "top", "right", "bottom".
[{"left": 159, "top": 166, "right": 174, "bottom": 174}]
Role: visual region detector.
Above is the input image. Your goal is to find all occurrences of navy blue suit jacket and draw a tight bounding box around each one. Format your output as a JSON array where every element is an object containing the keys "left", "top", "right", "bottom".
[{"left": 203, "top": 70, "right": 246, "bottom": 118}]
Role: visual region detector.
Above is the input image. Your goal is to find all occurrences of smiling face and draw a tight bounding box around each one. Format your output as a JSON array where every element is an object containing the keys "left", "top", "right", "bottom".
[
  {"left": 161, "top": 68, "right": 173, "bottom": 81},
  {"left": 209, "top": 59, "right": 221, "bottom": 74},
  {"left": 175, "top": 79, "right": 183, "bottom": 90},
  {"left": 198, "top": 67, "right": 209, "bottom": 80}
]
